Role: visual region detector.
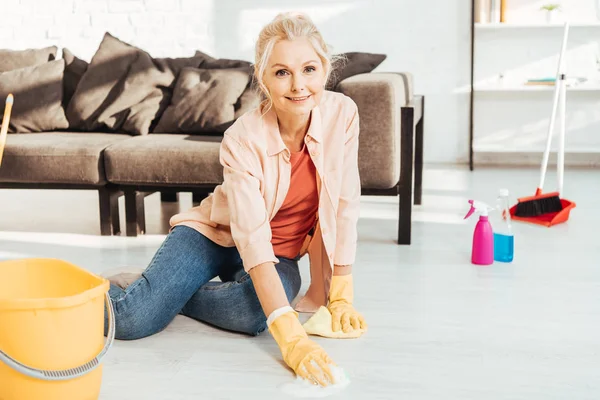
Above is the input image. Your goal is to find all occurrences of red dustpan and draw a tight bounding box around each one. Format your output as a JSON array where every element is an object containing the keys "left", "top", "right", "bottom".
[{"left": 509, "top": 193, "right": 575, "bottom": 227}]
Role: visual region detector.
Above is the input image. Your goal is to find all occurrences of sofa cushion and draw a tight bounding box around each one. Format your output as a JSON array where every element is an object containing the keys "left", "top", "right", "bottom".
[
  {"left": 0, "top": 46, "right": 57, "bottom": 73},
  {"left": 0, "top": 59, "right": 70, "bottom": 133},
  {"left": 104, "top": 134, "right": 223, "bottom": 185},
  {"left": 153, "top": 67, "right": 255, "bottom": 134},
  {"left": 66, "top": 32, "right": 212, "bottom": 135},
  {"left": 327, "top": 52, "right": 387, "bottom": 91},
  {"left": 0, "top": 133, "right": 129, "bottom": 185},
  {"left": 62, "top": 48, "right": 89, "bottom": 111}
]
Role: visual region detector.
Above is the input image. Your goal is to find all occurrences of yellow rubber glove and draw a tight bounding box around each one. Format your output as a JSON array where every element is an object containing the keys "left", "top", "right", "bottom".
[
  {"left": 327, "top": 274, "right": 367, "bottom": 334},
  {"left": 268, "top": 309, "right": 336, "bottom": 387}
]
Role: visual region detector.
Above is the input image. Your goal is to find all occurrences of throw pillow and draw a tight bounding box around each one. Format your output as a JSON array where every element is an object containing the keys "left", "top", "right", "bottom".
[
  {"left": 194, "top": 50, "right": 217, "bottom": 64},
  {"left": 66, "top": 32, "right": 212, "bottom": 135},
  {"left": 326, "top": 52, "right": 387, "bottom": 90},
  {"left": 153, "top": 67, "right": 254, "bottom": 134},
  {"left": 62, "top": 48, "right": 89, "bottom": 110},
  {"left": 194, "top": 50, "right": 255, "bottom": 75},
  {"left": 0, "top": 46, "right": 57, "bottom": 73},
  {"left": 234, "top": 79, "right": 262, "bottom": 120},
  {"left": 0, "top": 59, "right": 69, "bottom": 133},
  {"left": 191, "top": 51, "right": 259, "bottom": 120}
]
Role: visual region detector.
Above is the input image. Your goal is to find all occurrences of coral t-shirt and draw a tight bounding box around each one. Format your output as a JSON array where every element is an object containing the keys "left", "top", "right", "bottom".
[{"left": 271, "top": 144, "right": 319, "bottom": 259}]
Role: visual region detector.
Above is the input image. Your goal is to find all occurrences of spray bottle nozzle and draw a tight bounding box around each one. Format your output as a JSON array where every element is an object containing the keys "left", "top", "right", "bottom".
[{"left": 464, "top": 200, "right": 494, "bottom": 219}]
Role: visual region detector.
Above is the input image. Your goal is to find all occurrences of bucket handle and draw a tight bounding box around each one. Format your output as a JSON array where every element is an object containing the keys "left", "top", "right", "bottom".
[{"left": 0, "top": 292, "right": 115, "bottom": 381}]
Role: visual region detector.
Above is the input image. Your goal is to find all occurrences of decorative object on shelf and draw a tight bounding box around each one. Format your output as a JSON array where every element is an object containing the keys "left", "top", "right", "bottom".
[{"left": 540, "top": 3, "right": 561, "bottom": 24}]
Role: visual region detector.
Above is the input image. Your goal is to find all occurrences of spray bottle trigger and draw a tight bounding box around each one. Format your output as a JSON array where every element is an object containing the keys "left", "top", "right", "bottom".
[{"left": 464, "top": 200, "right": 476, "bottom": 220}]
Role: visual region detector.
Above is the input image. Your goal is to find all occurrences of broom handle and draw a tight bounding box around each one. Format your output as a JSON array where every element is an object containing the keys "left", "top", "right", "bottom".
[
  {"left": 0, "top": 94, "right": 13, "bottom": 167},
  {"left": 539, "top": 22, "right": 569, "bottom": 194},
  {"left": 539, "top": 75, "right": 560, "bottom": 193},
  {"left": 557, "top": 73, "right": 566, "bottom": 195}
]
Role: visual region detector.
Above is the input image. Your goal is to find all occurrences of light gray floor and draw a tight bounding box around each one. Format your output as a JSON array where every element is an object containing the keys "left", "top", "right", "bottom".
[{"left": 1, "top": 165, "right": 599, "bottom": 399}]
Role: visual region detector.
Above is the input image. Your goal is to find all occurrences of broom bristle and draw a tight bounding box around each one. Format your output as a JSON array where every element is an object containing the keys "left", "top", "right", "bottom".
[{"left": 514, "top": 195, "right": 563, "bottom": 217}]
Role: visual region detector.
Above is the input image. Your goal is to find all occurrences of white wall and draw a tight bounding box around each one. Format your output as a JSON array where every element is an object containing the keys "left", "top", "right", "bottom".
[{"left": 4, "top": 0, "right": 473, "bottom": 164}]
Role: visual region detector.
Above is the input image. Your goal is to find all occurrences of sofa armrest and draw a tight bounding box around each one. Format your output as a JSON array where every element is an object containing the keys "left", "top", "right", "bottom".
[
  {"left": 337, "top": 72, "right": 410, "bottom": 189},
  {"left": 376, "top": 72, "right": 414, "bottom": 105}
]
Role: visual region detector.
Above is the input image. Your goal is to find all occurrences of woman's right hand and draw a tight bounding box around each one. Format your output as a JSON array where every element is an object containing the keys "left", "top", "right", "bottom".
[{"left": 269, "top": 309, "right": 336, "bottom": 387}]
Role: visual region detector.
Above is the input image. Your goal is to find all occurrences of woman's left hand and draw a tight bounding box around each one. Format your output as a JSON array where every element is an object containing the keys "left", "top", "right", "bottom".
[
  {"left": 328, "top": 300, "right": 367, "bottom": 334},
  {"left": 327, "top": 274, "right": 367, "bottom": 335}
]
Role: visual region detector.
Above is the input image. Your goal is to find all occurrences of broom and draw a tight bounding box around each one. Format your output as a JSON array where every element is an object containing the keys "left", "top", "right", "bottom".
[
  {"left": 0, "top": 93, "right": 14, "bottom": 167},
  {"left": 513, "top": 23, "right": 568, "bottom": 219}
]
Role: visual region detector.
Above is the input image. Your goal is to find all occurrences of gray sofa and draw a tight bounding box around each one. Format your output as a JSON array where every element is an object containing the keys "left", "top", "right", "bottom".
[
  {"left": 0, "top": 39, "right": 424, "bottom": 245},
  {"left": 0, "top": 73, "right": 424, "bottom": 244}
]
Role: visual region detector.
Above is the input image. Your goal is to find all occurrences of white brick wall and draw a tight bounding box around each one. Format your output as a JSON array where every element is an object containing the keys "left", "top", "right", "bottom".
[
  {"left": 6, "top": 0, "right": 216, "bottom": 60},
  {"left": 3, "top": 0, "right": 473, "bottom": 164}
]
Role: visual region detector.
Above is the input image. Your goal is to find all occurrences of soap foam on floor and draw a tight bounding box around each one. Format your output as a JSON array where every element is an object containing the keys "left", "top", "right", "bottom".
[{"left": 280, "top": 365, "right": 351, "bottom": 398}]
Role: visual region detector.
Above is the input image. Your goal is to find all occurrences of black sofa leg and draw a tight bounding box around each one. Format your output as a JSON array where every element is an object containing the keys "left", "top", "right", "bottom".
[
  {"left": 414, "top": 97, "right": 424, "bottom": 206},
  {"left": 193, "top": 191, "right": 208, "bottom": 205},
  {"left": 160, "top": 191, "right": 179, "bottom": 202},
  {"left": 398, "top": 106, "right": 414, "bottom": 245},
  {"left": 110, "top": 189, "right": 121, "bottom": 235},
  {"left": 125, "top": 190, "right": 146, "bottom": 237},
  {"left": 99, "top": 188, "right": 121, "bottom": 236}
]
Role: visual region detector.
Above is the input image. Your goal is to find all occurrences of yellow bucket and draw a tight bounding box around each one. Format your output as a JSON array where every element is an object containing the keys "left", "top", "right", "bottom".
[{"left": 0, "top": 258, "right": 115, "bottom": 400}]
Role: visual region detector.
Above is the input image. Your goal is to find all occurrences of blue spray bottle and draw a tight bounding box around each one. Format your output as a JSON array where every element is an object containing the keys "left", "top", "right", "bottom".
[{"left": 492, "top": 188, "right": 514, "bottom": 262}]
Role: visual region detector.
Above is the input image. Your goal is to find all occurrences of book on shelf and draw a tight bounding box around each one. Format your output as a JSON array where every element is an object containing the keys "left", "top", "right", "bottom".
[
  {"left": 475, "top": 0, "right": 506, "bottom": 23},
  {"left": 525, "top": 78, "right": 555, "bottom": 86},
  {"left": 524, "top": 77, "right": 588, "bottom": 86}
]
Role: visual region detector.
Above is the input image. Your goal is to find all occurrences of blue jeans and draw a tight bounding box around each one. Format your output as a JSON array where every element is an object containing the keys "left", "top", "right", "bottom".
[{"left": 104, "top": 225, "right": 302, "bottom": 340}]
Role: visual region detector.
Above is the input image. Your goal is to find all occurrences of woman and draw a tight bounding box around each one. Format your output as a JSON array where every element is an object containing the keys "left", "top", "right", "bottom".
[{"left": 104, "top": 12, "right": 367, "bottom": 387}]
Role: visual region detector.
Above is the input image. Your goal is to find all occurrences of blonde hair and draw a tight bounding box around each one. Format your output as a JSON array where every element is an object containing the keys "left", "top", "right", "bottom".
[{"left": 253, "top": 12, "right": 343, "bottom": 114}]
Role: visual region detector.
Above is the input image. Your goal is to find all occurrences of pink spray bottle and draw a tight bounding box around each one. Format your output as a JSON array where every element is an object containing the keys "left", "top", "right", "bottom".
[{"left": 464, "top": 200, "right": 494, "bottom": 265}]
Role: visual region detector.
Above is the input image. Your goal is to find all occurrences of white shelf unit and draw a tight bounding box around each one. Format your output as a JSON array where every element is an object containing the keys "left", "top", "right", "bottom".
[
  {"left": 472, "top": 16, "right": 600, "bottom": 167},
  {"left": 476, "top": 22, "right": 600, "bottom": 29},
  {"left": 474, "top": 83, "right": 600, "bottom": 92}
]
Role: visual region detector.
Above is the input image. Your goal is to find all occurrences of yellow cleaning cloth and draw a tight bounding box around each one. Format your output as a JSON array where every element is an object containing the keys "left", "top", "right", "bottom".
[{"left": 302, "top": 306, "right": 365, "bottom": 339}]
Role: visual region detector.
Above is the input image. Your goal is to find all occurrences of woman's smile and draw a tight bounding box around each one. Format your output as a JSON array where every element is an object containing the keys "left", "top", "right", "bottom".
[{"left": 286, "top": 94, "right": 312, "bottom": 103}]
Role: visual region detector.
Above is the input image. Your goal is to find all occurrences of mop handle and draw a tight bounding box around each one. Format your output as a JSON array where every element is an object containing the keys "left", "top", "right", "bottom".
[
  {"left": 0, "top": 292, "right": 115, "bottom": 381},
  {"left": 539, "top": 22, "right": 569, "bottom": 193}
]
